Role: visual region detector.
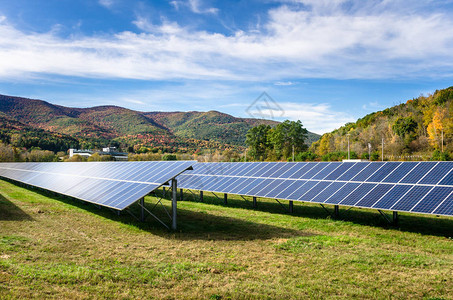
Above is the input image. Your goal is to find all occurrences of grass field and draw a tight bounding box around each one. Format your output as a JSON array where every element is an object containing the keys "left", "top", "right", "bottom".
[{"left": 1, "top": 178, "right": 452, "bottom": 299}]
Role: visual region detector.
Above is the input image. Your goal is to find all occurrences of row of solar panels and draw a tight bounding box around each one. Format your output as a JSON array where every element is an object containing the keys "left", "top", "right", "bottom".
[
  {"left": 0, "top": 161, "right": 195, "bottom": 210},
  {"left": 1, "top": 161, "right": 452, "bottom": 218},
  {"left": 177, "top": 162, "right": 453, "bottom": 217}
]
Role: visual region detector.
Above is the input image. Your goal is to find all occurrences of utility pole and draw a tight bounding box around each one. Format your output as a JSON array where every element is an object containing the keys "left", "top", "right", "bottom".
[
  {"left": 292, "top": 145, "right": 295, "bottom": 162},
  {"left": 368, "top": 143, "right": 371, "bottom": 160},
  {"left": 347, "top": 134, "right": 350, "bottom": 160},
  {"left": 381, "top": 137, "right": 384, "bottom": 162},
  {"left": 441, "top": 129, "right": 444, "bottom": 152}
]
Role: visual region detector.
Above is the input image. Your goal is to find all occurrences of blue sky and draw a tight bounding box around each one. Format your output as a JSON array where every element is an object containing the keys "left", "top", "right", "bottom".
[{"left": 1, "top": 0, "right": 453, "bottom": 134}]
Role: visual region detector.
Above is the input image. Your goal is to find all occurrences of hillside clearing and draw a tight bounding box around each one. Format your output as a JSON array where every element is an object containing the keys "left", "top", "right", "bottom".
[{"left": 0, "top": 179, "right": 452, "bottom": 299}]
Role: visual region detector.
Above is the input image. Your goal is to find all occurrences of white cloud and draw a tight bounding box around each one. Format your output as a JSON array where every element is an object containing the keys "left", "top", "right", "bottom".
[
  {"left": 98, "top": 0, "right": 115, "bottom": 8},
  {"left": 362, "top": 101, "right": 385, "bottom": 111},
  {"left": 170, "top": 0, "right": 218, "bottom": 14},
  {"left": 1, "top": 1, "right": 453, "bottom": 82},
  {"left": 278, "top": 102, "right": 354, "bottom": 134},
  {"left": 274, "top": 81, "right": 297, "bottom": 86}
]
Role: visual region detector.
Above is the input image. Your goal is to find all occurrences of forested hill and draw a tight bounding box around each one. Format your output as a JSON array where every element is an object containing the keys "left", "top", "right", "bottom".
[
  {"left": 0, "top": 94, "right": 320, "bottom": 152},
  {"left": 311, "top": 86, "right": 453, "bottom": 159}
]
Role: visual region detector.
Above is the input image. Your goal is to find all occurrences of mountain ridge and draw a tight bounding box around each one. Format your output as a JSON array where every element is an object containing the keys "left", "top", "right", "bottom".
[{"left": 0, "top": 94, "right": 320, "bottom": 152}]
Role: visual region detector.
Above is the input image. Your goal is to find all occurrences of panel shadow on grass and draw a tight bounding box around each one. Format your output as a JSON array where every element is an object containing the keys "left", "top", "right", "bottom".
[
  {"left": 6, "top": 184, "right": 307, "bottom": 241},
  {"left": 114, "top": 201, "right": 309, "bottom": 241},
  {"left": 0, "top": 194, "right": 33, "bottom": 221},
  {"left": 178, "top": 189, "right": 453, "bottom": 238}
]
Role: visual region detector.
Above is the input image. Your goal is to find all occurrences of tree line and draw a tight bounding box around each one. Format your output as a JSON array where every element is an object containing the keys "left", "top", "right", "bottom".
[{"left": 245, "top": 120, "right": 309, "bottom": 161}]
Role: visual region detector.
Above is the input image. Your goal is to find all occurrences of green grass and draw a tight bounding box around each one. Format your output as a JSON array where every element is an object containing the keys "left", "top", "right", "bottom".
[{"left": 0, "top": 179, "right": 452, "bottom": 299}]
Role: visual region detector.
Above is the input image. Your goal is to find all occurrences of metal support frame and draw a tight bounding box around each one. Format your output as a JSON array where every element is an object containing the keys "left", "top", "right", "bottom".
[
  {"left": 252, "top": 197, "right": 257, "bottom": 208},
  {"left": 186, "top": 188, "right": 198, "bottom": 201},
  {"left": 211, "top": 191, "right": 221, "bottom": 201},
  {"left": 378, "top": 210, "right": 399, "bottom": 225},
  {"left": 319, "top": 204, "right": 340, "bottom": 218},
  {"left": 140, "top": 197, "right": 145, "bottom": 221},
  {"left": 275, "top": 198, "right": 290, "bottom": 213},
  {"left": 224, "top": 193, "right": 228, "bottom": 205},
  {"left": 334, "top": 205, "right": 340, "bottom": 218},
  {"left": 200, "top": 190, "right": 204, "bottom": 202},
  {"left": 393, "top": 211, "right": 399, "bottom": 225},
  {"left": 240, "top": 195, "right": 250, "bottom": 204},
  {"left": 130, "top": 179, "right": 179, "bottom": 230},
  {"left": 172, "top": 179, "right": 177, "bottom": 230},
  {"left": 180, "top": 189, "right": 184, "bottom": 201},
  {"left": 289, "top": 200, "right": 294, "bottom": 213}
]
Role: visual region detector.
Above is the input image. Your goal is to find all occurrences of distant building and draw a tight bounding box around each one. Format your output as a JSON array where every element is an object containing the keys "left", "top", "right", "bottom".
[
  {"left": 69, "top": 147, "right": 128, "bottom": 161},
  {"left": 69, "top": 149, "right": 93, "bottom": 158}
]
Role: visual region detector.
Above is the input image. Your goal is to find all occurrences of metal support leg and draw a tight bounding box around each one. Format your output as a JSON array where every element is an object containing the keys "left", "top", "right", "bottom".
[
  {"left": 393, "top": 211, "right": 398, "bottom": 225},
  {"left": 253, "top": 197, "right": 257, "bottom": 208},
  {"left": 172, "top": 179, "right": 177, "bottom": 230},
  {"left": 140, "top": 197, "right": 144, "bottom": 221},
  {"left": 180, "top": 189, "right": 184, "bottom": 201},
  {"left": 224, "top": 193, "right": 228, "bottom": 205},
  {"left": 289, "top": 201, "right": 294, "bottom": 213},
  {"left": 200, "top": 190, "right": 203, "bottom": 202},
  {"left": 334, "top": 205, "right": 339, "bottom": 218}
]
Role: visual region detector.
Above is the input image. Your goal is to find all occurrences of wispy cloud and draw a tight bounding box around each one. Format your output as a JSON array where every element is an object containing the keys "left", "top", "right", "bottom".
[
  {"left": 277, "top": 102, "right": 355, "bottom": 134},
  {"left": 98, "top": 0, "right": 115, "bottom": 9},
  {"left": 274, "top": 81, "right": 297, "bottom": 86},
  {"left": 362, "top": 101, "right": 385, "bottom": 111},
  {"left": 1, "top": 1, "right": 453, "bottom": 82},
  {"left": 170, "top": 0, "right": 218, "bottom": 14}
]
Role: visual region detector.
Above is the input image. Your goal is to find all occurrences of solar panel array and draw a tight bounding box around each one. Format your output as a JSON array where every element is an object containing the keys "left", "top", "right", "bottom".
[
  {"left": 177, "top": 162, "right": 453, "bottom": 217},
  {"left": 0, "top": 161, "right": 195, "bottom": 210}
]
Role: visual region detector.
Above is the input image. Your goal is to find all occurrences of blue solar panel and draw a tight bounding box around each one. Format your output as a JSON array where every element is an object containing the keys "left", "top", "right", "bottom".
[
  {"left": 411, "top": 186, "right": 453, "bottom": 214},
  {"left": 419, "top": 162, "right": 453, "bottom": 185},
  {"left": 176, "top": 162, "right": 453, "bottom": 218},
  {"left": 433, "top": 191, "right": 453, "bottom": 216},
  {"left": 271, "top": 163, "right": 297, "bottom": 178},
  {"left": 286, "top": 181, "right": 316, "bottom": 200},
  {"left": 229, "top": 178, "right": 257, "bottom": 194},
  {"left": 382, "top": 162, "right": 418, "bottom": 183},
  {"left": 324, "top": 163, "right": 355, "bottom": 180},
  {"left": 259, "top": 163, "right": 283, "bottom": 177},
  {"left": 324, "top": 183, "right": 361, "bottom": 204},
  {"left": 311, "top": 162, "right": 341, "bottom": 180},
  {"left": 234, "top": 162, "right": 258, "bottom": 176},
  {"left": 366, "top": 162, "right": 401, "bottom": 182},
  {"left": 355, "top": 184, "right": 394, "bottom": 208},
  {"left": 350, "top": 163, "right": 384, "bottom": 182},
  {"left": 289, "top": 163, "right": 316, "bottom": 179},
  {"left": 310, "top": 182, "right": 346, "bottom": 203},
  {"left": 439, "top": 168, "right": 453, "bottom": 186},
  {"left": 244, "top": 179, "right": 274, "bottom": 196},
  {"left": 372, "top": 185, "right": 412, "bottom": 210},
  {"left": 299, "top": 181, "right": 331, "bottom": 201},
  {"left": 279, "top": 163, "right": 304, "bottom": 178},
  {"left": 267, "top": 179, "right": 299, "bottom": 198},
  {"left": 256, "top": 179, "right": 285, "bottom": 197},
  {"left": 244, "top": 162, "right": 268, "bottom": 177},
  {"left": 391, "top": 186, "right": 434, "bottom": 211},
  {"left": 0, "top": 161, "right": 195, "bottom": 210},
  {"left": 399, "top": 162, "right": 436, "bottom": 184},
  {"left": 337, "top": 162, "right": 370, "bottom": 181},
  {"left": 300, "top": 163, "right": 328, "bottom": 179},
  {"left": 339, "top": 183, "right": 376, "bottom": 206}
]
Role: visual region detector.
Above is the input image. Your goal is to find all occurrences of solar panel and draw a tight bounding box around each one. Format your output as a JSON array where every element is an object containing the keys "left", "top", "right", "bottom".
[
  {"left": 0, "top": 161, "right": 195, "bottom": 210},
  {"left": 177, "top": 161, "right": 453, "bottom": 217}
]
